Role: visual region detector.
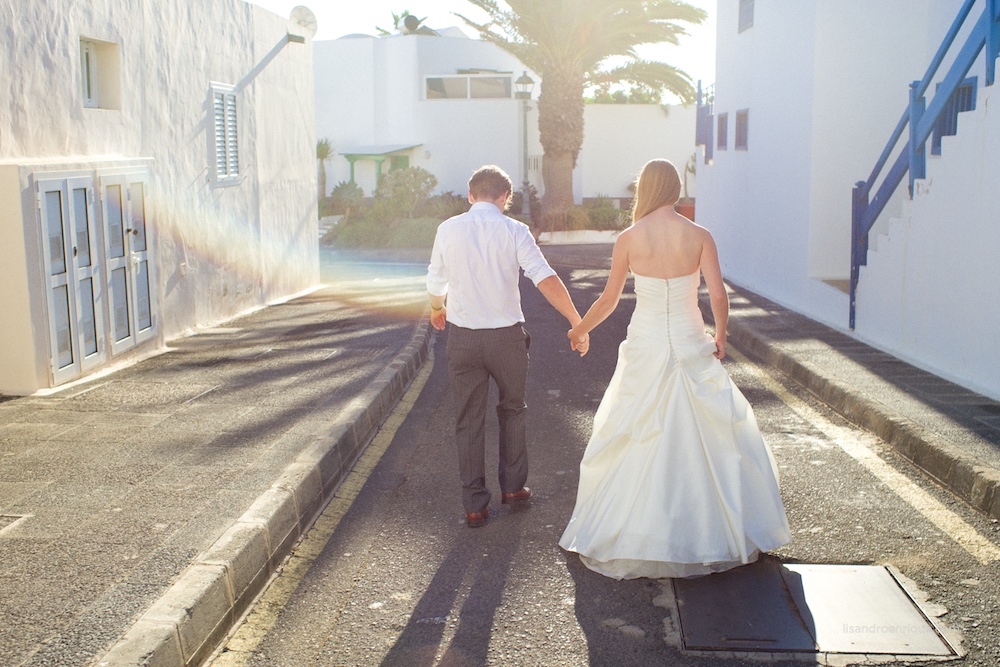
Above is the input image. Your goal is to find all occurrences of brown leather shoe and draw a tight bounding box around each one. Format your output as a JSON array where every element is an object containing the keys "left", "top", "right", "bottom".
[
  {"left": 466, "top": 508, "right": 489, "bottom": 528},
  {"left": 501, "top": 487, "right": 532, "bottom": 504}
]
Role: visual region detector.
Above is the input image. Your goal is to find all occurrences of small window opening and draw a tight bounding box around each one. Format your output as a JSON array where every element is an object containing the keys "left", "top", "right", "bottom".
[{"left": 717, "top": 113, "right": 729, "bottom": 150}]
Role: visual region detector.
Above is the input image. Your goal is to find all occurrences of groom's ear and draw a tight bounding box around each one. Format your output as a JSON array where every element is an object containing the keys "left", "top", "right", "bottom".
[{"left": 467, "top": 191, "right": 475, "bottom": 205}]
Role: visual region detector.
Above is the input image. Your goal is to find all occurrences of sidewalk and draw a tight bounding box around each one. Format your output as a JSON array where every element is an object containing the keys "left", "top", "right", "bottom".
[
  {"left": 3, "top": 244, "right": 999, "bottom": 667},
  {"left": 0, "top": 277, "right": 431, "bottom": 667},
  {"left": 542, "top": 244, "right": 1000, "bottom": 522}
]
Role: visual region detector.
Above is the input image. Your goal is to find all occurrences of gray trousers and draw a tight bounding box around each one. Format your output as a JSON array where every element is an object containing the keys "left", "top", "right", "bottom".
[{"left": 447, "top": 323, "right": 530, "bottom": 514}]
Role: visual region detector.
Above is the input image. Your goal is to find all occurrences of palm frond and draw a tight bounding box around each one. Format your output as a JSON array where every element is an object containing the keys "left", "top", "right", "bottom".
[{"left": 589, "top": 59, "right": 696, "bottom": 104}]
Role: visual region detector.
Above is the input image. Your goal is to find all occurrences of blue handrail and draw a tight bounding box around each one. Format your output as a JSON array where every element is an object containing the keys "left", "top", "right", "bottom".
[{"left": 849, "top": 0, "right": 1000, "bottom": 329}]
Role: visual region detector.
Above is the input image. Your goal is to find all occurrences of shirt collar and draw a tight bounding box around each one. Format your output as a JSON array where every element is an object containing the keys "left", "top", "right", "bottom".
[{"left": 469, "top": 201, "right": 502, "bottom": 214}]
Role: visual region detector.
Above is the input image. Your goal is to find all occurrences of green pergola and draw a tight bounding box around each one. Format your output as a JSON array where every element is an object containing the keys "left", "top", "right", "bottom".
[{"left": 340, "top": 144, "right": 422, "bottom": 187}]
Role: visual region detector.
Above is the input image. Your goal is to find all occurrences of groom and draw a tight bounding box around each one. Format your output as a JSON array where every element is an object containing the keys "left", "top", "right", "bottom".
[{"left": 426, "top": 165, "right": 588, "bottom": 528}]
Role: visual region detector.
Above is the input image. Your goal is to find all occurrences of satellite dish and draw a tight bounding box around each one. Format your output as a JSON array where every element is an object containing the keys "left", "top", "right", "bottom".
[
  {"left": 289, "top": 6, "right": 317, "bottom": 38},
  {"left": 403, "top": 14, "right": 420, "bottom": 33}
]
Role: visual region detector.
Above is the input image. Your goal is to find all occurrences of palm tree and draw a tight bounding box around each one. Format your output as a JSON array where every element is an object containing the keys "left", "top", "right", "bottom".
[
  {"left": 316, "top": 138, "right": 333, "bottom": 201},
  {"left": 457, "top": 0, "right": 705, "bottom": 228}
]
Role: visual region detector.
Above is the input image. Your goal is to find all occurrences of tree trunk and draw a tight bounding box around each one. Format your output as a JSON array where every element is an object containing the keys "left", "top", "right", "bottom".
[
  {"left": 540, "top": 151, "right": 575, "bottom": 230},
  {"left": 536, "top": 65, "right": 585, "bottom": 230}
]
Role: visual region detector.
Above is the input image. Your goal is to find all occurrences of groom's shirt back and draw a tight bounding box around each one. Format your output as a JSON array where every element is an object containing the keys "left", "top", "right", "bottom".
[{"left": 426, "top": 201, "right": 555, "bottom": 329}]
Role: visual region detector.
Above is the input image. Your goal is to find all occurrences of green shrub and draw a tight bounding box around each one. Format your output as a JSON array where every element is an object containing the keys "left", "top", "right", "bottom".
[
  {"left": 582, "top": 196, "right": 629, "bottom": 231},
  {"left": 329, "top": 180, "right": 364, "bottom": 215},
  {"left": 510, "top": 184, "right": 541, "bottom": 223},
  {"left": 414, "top": 191, "right": 470, "bottom": 219},
  {"left": 322, "top": 213, "right": 440, "bottom": 248},
  {"left": 375, "top": 167, "right": 438, "bottom": 218}
]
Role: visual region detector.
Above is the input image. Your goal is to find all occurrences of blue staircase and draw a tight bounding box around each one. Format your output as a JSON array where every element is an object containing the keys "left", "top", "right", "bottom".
[{"left": 850, "top": 0, "right": 1000, "bottom": 329}]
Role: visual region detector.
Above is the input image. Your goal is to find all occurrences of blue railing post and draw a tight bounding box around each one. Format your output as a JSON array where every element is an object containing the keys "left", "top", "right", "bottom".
[
  {"left": 908, "top": 81, "right": 927, "bottom": 196},
  {"left": 988, "top": 0, "right": 1000, "bottom": 85},
  {"left": 850, "top": 181, "right": 869, "bottom": 330}
]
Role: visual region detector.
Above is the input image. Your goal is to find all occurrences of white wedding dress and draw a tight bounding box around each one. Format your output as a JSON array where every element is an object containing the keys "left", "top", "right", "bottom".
[{"left": 559, "top": 271, "right": 791, "bottom": 579}]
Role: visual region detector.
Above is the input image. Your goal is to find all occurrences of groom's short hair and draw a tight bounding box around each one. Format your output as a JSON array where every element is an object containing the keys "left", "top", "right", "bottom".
[{"left": 469, "top": 165, "right": 513, "bottom": 202}]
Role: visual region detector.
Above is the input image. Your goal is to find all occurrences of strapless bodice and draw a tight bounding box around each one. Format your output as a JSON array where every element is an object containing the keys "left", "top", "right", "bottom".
[{"left": 629, "top": 271, "right": 712, "bottom": 353}]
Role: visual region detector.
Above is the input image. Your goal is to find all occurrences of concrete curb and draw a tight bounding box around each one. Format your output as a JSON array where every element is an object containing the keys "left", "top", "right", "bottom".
[
  {"left": 706, "top": 291, "right": 1000, "bottom": 522},
  {"left": 95, "top": 319, "right": 434, "bottom": 667}
]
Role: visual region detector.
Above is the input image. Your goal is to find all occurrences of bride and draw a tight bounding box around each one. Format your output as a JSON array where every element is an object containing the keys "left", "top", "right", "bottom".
[{"left": 560, "top": 159, "right": 791, "bottom": 579}]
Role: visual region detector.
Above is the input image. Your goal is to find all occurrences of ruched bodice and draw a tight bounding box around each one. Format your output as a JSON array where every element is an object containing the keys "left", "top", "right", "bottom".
[
  {"left": 629, "top": 271, "right": 715, "bottom": 355},
  {"left": 560, "top": 269, "right": 790, "bottom": 580}
]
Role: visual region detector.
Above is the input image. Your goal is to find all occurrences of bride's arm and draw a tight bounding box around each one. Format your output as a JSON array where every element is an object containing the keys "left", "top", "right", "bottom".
[
  {"left": 699, "top": 232, "right": 729, "bottom": 359},
  {"left": 568, "top": 232, "right": 631, "bottom": 344}
]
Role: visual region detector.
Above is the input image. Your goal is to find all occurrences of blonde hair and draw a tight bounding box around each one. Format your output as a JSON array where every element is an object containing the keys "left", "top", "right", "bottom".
[{"left": 630, "top": 159, "right": 682, "bottom": 223}]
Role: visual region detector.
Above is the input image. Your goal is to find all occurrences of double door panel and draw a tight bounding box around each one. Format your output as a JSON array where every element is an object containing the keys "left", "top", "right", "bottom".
[
  {"left": 37, "top": 172, "right": 155, "bottom": 385},
  {"left": 100, "top": 175, "right": 154, "bottom": 356}
]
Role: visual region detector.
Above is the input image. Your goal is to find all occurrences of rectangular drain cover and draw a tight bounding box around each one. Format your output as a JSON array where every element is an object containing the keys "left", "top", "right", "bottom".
[{"left": 673, "top": 558, "right": 955, "bottom": 656}]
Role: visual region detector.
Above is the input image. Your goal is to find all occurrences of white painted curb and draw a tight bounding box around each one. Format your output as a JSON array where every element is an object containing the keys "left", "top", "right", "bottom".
[{"left": 96, "top": 320, "right": 433, "bottom": 667}]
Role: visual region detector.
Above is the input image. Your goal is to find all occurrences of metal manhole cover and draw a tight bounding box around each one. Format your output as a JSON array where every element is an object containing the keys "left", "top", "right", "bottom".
[{"left": 673, "top": 557, "right": 956, "bottom": 656}]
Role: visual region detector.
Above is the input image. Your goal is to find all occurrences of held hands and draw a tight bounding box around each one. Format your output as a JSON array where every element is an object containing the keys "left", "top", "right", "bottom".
[{"left": 568, "top": 327, "right": 590, "bottom": 357}]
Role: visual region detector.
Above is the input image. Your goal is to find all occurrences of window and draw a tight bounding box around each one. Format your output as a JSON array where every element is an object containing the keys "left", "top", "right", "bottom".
[
  {"left": 81, "top": 41, "right": 99, "bottom": 108},
  {"left": 735, "top": 109, "right": 749, "bottom": 150},
  {"left": 717, "top": 113, "right": 728, "bottom": 150},
  {"left": 80, "top": 38, "right": 121, "bottom": 109},
  {"left": 738, "top": 0, "right": 754, "bottom": 33},
  {"left": 470, "top": 76, "right": 512, "bottom": 99},
  {"left": 212, "top": 84, "right": 240, "bottom": 183},
  {"left": 426, "top": 74, "right": 512, "bottom": 99}
]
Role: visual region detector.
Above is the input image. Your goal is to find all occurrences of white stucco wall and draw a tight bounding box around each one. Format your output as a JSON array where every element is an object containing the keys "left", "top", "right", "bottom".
[
  {"left": 700, "top": 0, "right": 968, "bottom": 323},
  {"left": 578, "top": 104, "right": 697, "bottom": 199},
  {"left": 700, "top": 0, "right": 999, "bottom": 399},
  {"left": 0, "top": 0, "right": 317, "bottom": 394}
]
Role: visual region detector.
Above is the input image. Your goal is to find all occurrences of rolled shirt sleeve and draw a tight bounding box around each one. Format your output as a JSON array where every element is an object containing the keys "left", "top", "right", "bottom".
[
  {"left": 515, "top": 223, "right": 557, "bottom": 286},
  {"left": 426, "top": 230, "right": 449, "bottom": 297}
]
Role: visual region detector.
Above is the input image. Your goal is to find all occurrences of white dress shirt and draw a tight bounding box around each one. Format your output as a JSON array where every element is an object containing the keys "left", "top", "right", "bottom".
[{"left": 426, "top": 201, "right": 557, "bottom": 329}]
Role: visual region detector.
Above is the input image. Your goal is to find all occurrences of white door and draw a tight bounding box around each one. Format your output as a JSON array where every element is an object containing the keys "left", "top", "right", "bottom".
[
  {"left": 37, "top": 176, "right": 107, "bottom": 384},
  {"left": 101, "top": 173, "right": 156, "bottom": 356}
]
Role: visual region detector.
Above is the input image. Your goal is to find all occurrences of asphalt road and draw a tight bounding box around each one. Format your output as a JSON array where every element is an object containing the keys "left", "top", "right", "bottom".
[{"left": 208, "top": 258, "right": 1000, "bottom": 667}]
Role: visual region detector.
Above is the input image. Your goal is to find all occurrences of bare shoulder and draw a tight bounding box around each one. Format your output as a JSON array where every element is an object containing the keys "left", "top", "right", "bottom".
[
  {"left": 615, "top": 223, "right": 637, "bottom": 247},
  {"left": 689, "top": 220, "right": 716, "bottom": 243}
]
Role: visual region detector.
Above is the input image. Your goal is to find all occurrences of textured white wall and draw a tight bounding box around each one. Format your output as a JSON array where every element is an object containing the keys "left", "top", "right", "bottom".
[
  {"left": 700, "top": 0, "right": 999, "bottom": 398},
  {"left": 578, "top": 104, "right": 697, "bottom": 200},
  {"left": 0, "top": 0, "right": 317, "bottom": 393}
]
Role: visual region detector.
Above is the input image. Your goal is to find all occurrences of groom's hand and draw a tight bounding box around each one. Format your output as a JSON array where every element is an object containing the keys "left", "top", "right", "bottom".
[
  {"left": 569, "top": 330, "right": 590, "bottom": 357},
  {"left": 430, "top": 306, "right": 447, "bottom": 331}
]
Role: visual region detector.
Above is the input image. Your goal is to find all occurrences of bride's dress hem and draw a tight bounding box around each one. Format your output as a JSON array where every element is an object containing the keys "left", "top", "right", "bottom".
[{"left": 572, "top": 548, "right": 763, "bottom": 580}]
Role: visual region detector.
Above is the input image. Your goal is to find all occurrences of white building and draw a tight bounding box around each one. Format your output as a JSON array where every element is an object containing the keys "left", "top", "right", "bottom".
[
  {"left": 314, "top": 29, "right": 697, "bottom": 203},
  {"left": 697, "top": 0, "right": 1000, "bottom": 400},
  {"left": 0, "top": 0, "right": 319, "bottom": 395}
]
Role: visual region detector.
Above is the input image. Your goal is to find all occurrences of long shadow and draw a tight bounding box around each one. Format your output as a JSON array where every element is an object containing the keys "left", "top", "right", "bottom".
[
  {"left": 703, "top": 282, "right": 1000, "bottom": 450},
  {"left": 378, "top": 519, "right": 523, "bottom": 667}
]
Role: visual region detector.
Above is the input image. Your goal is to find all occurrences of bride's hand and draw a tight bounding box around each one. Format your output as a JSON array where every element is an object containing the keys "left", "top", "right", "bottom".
[
  {"left": 713, "top": 333, "right": 727, "bottom": 360},
  {"left": 568, "top": 329, "right": 590, "bottom": 357}
]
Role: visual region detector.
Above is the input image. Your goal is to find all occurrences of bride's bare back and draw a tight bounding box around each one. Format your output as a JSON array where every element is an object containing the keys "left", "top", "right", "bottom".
[
  {"left": 569, "top": 202, "right": 730, "bottom": 359},
  {"left": 623, "top": 206, "right": 708, "bottom": 279}
]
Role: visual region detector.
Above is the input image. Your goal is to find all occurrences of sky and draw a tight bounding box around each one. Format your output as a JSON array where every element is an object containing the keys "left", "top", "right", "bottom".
[{"left": 247, "top": 0, "right": 717, "bottom": 89}]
